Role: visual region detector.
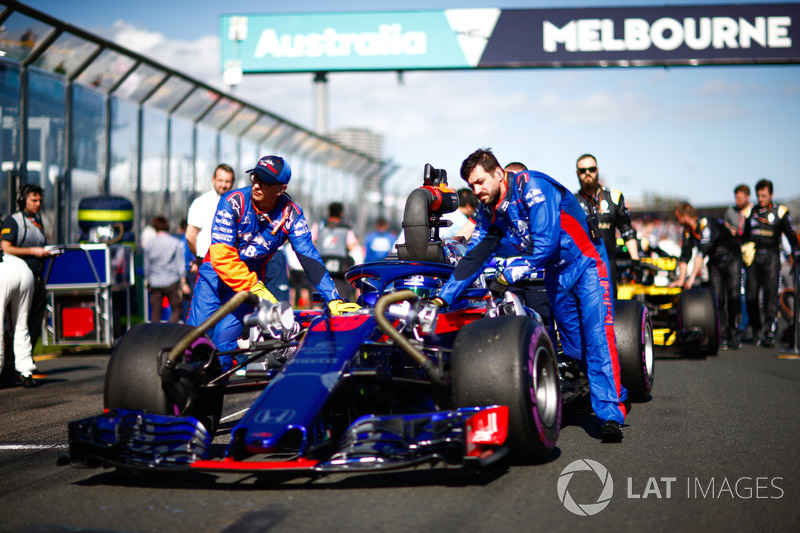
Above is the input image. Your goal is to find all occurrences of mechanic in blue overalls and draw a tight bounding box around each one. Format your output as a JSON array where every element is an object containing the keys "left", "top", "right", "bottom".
[
  {"left": 430, "top": 148, "right": 629, "bottom": 442},
  {"left": 188, "top": 155, "right": 358, "bottom": 370}
]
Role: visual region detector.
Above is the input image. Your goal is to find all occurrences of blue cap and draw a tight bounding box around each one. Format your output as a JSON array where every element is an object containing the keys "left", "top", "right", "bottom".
[{"left": 247, "top": 155, "right": 291, "bottom": 184}]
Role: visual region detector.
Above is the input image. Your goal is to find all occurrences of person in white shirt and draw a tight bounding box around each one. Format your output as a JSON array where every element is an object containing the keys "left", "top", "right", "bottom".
[{"left": 185, "top": 164, "right": 235, "bottom": 265}]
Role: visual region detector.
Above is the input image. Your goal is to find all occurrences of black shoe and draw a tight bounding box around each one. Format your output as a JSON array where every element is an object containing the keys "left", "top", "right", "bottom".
[
  {"left": 21, "top": 375, "right": 37, "bottom": 388},
  {"left": 600, "top": 420, "right": 623, "bottom": 442},
  {"left": 762, "top": 337, "right": 775, "bottom": 349}
]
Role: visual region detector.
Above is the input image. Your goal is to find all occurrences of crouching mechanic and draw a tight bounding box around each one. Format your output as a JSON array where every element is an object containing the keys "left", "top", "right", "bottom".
[
  {"left": 188, "top": 155, "right": 359, "bottom": 370},
  {"left": 671, "top": 202, "right": 743, "bottom": 349},
  {"left": 428, "top": 148, "right": 629, "bottom": 442}
]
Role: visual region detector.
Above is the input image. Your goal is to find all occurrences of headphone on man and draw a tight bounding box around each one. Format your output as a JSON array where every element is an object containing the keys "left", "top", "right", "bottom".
[{"left": 16, "top": 184, "right": 40, "bottom": 211}]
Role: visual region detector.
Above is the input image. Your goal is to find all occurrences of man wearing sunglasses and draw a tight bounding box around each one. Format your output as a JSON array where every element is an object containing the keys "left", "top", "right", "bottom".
[
  {"left": 574, "top": 154, "right": 640, "bottom": 297},
  {"left": 188, "top": 155, "right": 358, "bottom": 371}
]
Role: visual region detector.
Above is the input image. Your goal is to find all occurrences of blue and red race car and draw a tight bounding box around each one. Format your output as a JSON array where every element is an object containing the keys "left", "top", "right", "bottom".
[{"left": 65, "top": 165, "right": 652, "bottom": 479}]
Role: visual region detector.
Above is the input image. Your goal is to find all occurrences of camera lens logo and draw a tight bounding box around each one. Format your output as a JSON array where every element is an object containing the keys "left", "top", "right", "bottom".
[{"left": 557, "top": 459, "right": 614, "bottom": 516}]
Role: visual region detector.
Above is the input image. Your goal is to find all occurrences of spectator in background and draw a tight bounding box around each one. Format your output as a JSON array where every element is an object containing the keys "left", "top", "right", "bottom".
[
  {"left": 178, "top": 218, "right": 195, "bottom": 320},
  {"left": 723, "top": 184, "right": 753, "bottom": 238},
  {"left": 574, "top": 153, "right": 640, "bottom": 297},
  {"left": 742, "top": 178, "right": 799, "bottom": 348},
  {"left": 1, "top": 184, "right": 54, "bottom": 352},
  {"left": 442, "top": 188, "right": 479, "bottom": 239},
  {"left": 0, "top": 253, "right": 37, "bottom": 388},
  {"left": 185, "top": 164, "right": 235, "bottom": 269},
  {"left": 364, "top": 217, "right": 397, "bottom": 262},
  {"left": 140, "top": 223, "right": 157, "bottom": 248},
  {"left": 144, "top": 216, "right": 188, "bottom": 323},
  {"left": 313, "top": 202, "right": 361, "bottom": 301}
]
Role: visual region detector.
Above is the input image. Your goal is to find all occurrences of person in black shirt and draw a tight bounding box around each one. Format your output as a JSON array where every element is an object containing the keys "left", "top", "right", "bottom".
[
  {"left": 672, "top": 202, "right": 743, "bottom": 349},
  {"left": 574, "top": 154, "right": 640, "bottom": 297},
  {"left": 742, "top": 179, "right": 799, "bottom": 348}
]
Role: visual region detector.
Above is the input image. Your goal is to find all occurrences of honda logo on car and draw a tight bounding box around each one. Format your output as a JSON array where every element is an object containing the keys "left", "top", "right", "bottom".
[
  {"left": 558, "top": 459, "right": 784, "bottom": 516},
  {"left": 254, "top": 409, "right": 296, "bottom": 424}
]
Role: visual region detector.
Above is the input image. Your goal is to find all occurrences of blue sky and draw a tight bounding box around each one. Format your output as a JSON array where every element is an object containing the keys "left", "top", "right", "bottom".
[{"left": 21, "top": 0, "right": 800, "bottom": 209}]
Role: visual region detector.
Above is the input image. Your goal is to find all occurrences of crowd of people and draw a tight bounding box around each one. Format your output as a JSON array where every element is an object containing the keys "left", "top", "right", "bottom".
[{"left": 2, "top": 151, "right": 798, "bottom": 437}]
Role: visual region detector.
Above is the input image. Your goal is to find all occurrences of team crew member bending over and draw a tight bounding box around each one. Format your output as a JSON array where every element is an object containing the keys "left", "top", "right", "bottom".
[
  {"left": 672, "top": 202, "right": 743, "bottom": 349},
  {"left": 430, "top": 148, "right": 629, "bottom": 442},
  {"left": 188, "top": 155, "right": 358, "bottom": 370}
]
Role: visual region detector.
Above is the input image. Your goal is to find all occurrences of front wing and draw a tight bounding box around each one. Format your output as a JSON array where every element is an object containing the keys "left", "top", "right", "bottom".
[{"left": 67, "top": 406, "right": 509, "bottom": 475}]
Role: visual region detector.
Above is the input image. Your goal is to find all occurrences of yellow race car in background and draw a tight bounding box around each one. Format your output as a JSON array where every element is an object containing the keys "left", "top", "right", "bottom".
[{"left": 616, "top": 242, "right": 720, "bottom": 356}]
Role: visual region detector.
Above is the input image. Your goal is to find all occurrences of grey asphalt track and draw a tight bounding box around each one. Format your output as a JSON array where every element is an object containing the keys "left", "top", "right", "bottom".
[{"left": 1, "top": 340, "right": 798, "bottom": 533}]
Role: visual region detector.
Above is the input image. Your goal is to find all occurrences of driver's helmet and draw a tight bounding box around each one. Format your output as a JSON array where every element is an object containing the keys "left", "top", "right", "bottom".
[
  {"left": 394, "top": 274, "right": 442, "bottom": 297},
  {"left": 441, "top": 238, "right": 468, "bottom": 266}
]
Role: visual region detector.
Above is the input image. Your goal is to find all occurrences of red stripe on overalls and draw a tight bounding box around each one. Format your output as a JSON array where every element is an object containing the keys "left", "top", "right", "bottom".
[{"left": 561, "top": 211, "right": 626, "bottom": 416}]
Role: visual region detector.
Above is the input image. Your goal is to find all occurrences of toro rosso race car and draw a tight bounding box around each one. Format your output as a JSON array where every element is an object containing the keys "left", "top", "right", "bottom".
[{"left": 65, "top": 165, "right": 653, "bottom": 479}]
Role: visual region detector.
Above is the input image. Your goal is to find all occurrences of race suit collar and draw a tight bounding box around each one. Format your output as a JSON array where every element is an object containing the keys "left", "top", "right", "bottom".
[{"left": 493, "top": 171, "right": 509, "bottom": 209}]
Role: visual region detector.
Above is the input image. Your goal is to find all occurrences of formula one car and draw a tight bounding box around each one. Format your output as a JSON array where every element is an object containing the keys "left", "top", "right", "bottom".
[
  {"left": 617, "top": 247, "right": 719, "bottom": 356},
  {"left": 65, "top": 165, "right": 652, "bottom": 479}
]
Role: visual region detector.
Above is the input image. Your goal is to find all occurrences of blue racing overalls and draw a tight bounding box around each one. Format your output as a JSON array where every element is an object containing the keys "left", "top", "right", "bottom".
[
  {"left": 437, "top": 171, "right": 628, "bottom": 424},
  {"left": 188, "top": 186, "right": 339, "bottom": 367}
]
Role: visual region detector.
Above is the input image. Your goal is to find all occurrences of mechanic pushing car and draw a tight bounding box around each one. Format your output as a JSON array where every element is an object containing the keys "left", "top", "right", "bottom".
[
  {"left": 428, "top": 148, "right": 629, "bottom": 442},
  {"left": 188, "top": 155, "right": 358, "bottom": 370},
  {"left": 574, "top": 153, "right": 641, "bottom": 297},
  {"left": 671, "top": 202, "right": 743, "bottom": 349},
  {"left": 742, "top": 178, "right": 799, "bottom": 348}
]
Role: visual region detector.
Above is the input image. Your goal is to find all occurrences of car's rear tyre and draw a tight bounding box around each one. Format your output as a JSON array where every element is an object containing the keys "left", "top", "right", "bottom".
[
  {"left": 104, "top": 323, "right": 223, "bottom": 434},
  {"left": 615, "top": 299, "right": 654, "bottom": 402},
  {"left": 678, "top": 287, "right": 720, "bottom": 355},
  {"left": 451, "top": 316, "right": 561, "bottom": 461}
]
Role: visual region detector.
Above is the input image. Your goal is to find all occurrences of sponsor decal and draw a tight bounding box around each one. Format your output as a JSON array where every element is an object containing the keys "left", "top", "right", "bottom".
[{"left": 254, "top": 409, "right": 295, "bottom": 424}]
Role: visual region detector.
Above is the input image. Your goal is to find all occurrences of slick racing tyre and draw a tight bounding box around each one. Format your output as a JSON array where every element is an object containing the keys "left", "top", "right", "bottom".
[
  {"left": 104, "top": 323, "right": 223, "bottom": 434},
  {"left": 678, "top": 287, "right": 720, "bottom": 356},
  {"left": 614, "top": 299, "right": 654, "bottom": 402},
  {"left": 451, "top": 315, "right": 561, "bottom": 461}
]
